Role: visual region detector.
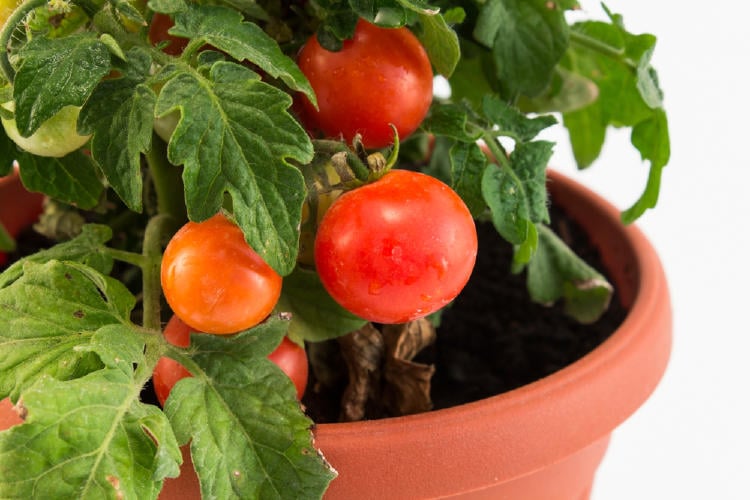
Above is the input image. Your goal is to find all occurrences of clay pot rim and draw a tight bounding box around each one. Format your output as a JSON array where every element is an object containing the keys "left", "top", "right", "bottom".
[{"left": 313, "top": 169, "right": 672, "bottom": 484}]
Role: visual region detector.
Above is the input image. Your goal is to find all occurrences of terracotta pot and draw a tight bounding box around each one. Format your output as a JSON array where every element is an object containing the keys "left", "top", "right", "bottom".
[
  {"left": 0, "top": 169, "right": 44, "bottom": 246},
  {"left": 0, "top": 170, "right": 672, "bottom": 499}
]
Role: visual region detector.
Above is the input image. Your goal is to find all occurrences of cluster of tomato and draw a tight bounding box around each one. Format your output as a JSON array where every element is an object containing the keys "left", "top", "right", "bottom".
[{"left": 152, "top": 19, "right": 479, "bottom": 405}]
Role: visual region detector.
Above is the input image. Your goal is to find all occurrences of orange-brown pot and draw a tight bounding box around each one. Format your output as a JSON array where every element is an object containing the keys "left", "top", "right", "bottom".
[{"left": 1, "top": 169, "right": 671, "bottom": 500}]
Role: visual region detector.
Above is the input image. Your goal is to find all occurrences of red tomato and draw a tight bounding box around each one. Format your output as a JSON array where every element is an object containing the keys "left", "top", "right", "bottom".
[
  {"left": 152, "top": 315, "right": 192, "bottom": 407},
  {"left": 297, "top": 19, "right": 433, "bottom": 149},
  {"left": 314, "top": 170, "right": 477, "bottom": 323},
  {"left": 0, "top": 252, "right": 7, "bottom": 268},
  {"left": 160, "top": 213, "right": 282, "bottom": 334},
  {"left": 148, "top": 12, "right": 188, "bottom": 56},
  {"left": 0, "top": 397, "right": 23, "bottom": 431},
  {"left": 152, "top": 315, "right": 308, "bottom": 406},
  {"left": 267, "top": 336, "right": 309, "bottom": 398}
]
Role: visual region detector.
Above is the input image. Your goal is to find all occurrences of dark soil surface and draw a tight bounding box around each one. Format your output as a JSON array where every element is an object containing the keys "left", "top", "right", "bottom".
[
  {"left": 303, "top": 201, "right": 627, "bottom": 422},
  {"left": 428, "top": 210, "right": 627, "bottom": 409}
]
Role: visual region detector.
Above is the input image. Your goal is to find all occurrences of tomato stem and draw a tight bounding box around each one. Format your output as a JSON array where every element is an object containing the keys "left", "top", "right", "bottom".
[
  {"left": 146, "top": 133, "right": 187, "bottom": 224},
  {"left": 0, "top": 0, "right": 49, "bottom": 83},
  {"left": 141, "top": 213, "right": 176, "bottom": 332}
]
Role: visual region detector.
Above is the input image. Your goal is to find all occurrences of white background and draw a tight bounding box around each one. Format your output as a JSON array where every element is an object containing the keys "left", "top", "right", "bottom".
[{"left": 541, "top": 1, "right": 750, "bottom": 499}]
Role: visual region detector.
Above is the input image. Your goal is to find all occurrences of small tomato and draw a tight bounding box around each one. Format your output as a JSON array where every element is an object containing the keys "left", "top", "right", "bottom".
[
  {"left": 160, "top": 213, "right": 282, "bottom": 334},
  {"left": 297, "top": 19, "right": 433, "bottom": 149},
  {"left": 314, "top": 170, "right": 478, "bottom": 323}
]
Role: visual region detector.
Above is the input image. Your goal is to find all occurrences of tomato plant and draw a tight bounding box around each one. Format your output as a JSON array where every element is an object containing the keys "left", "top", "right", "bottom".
[
  {"left": 153, "top": 315, "right": 308, "bottom": 406},
  {"left": 314, "top": 169, "right": 478, "bottom": 324},
  {"left": 1, "top": 104, "right": 90, "bottom": 157},
  {"left": 160, "top": 213, "right": 282, "bottom": 334},
  {"left": 297, "top": 19, "right": 433, "bottom": 149}
]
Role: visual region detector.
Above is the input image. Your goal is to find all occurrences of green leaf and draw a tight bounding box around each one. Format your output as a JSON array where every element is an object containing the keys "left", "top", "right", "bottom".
[
  {"left": 526, "top": 224, "right": 613, "bottom": 323},
  {"left": 0, "top": 260, "right": 132, "bottom": 400},
  {"left": 474, "top": 0, "right": 569, "bottom": 97},
  {"left": 449, "top": 140, "right": 488, "bottom": 216},
  {"left": 156, "top": 62, "right": 311, "bottom": 275},
  {"left": 417, "top": 12, "right": 461, "bottom": 77},
  {"left": 481, "top": 141, "right": 552, "bottom": 252},
  {"left": 561, "top": 101, "right": 605, "bottom": 168},
  {"left": 276, "top": 266, "right": 367, "bottom": 342},
  {"left": 561, "top": 12, "right": 670, "bottom": 219},
  {"left": 517, "top": 67, "right": 599, "bottom": 114},
  {"left": 482, "top": 94, "right": 557, "bottom": 142},
  {"left": 170, "top": 4, "right": 316, "bottom": 103},
  {"left": 13, "top": 34, "right": 111, "bottom": 135},
  {"left": 622, "top": 108, "right": 670, "bottom": 223},
  {"left": 80, "top": 49, "right": 156, "bottom": 212},
  {"left": 164, "top": 317, "right": 336, "bottom": 498},
  {"left": 0, "top": 369, "right": 181, "bottom": 500},
  {"left": 0, "top": 224, "right": 113, "bottom": 288},
  {"left": 16, "top": 149, "right": 104, "bottom": 209},
  {"left": 422, "top": 102, "right": 482, "bottom": 142}
]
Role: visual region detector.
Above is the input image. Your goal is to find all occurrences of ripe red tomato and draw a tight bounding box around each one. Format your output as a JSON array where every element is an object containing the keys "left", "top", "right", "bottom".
[
  {"left": 0, "top": 252, "right": 7, "bottom": 268},
  {"left": 160, "top": 213, "right": 282, "bottom": 334},
  {"left": 267, "top": 336, "right": 309, "bottom": 398},
  {"left": 148, "top": 12, "right": 188, "bottom": 56},
  {"left": 152, "top": 315, "right": 192, "bottom": 407},
  {"left": 297, "top": 19, "right": 433, "bottom": 149},
  {"left": 0, "top": 397, "right": 23, "bottom": 431},
  {"left": 314, "top": 170, "right": 477, "bottom": 324},
  {"left": 152, "top": 315, "right": 308, "bottom": 406}
]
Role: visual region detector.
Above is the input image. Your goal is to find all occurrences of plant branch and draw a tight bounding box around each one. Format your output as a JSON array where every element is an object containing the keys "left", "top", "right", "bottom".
[
  {"left": 0, "top": 0, "right": 48, "bottom": 83},
  {"left": 141, "top": 213, "right": 175, "bottom": 331},
  {"left": 146, "top": 133, "right": 187, "bottom": 224}
]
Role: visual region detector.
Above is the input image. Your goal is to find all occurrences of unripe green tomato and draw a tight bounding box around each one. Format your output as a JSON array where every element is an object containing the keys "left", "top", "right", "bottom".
[{"left": 1, "top": 104, "right": 90, "bottom": 157}]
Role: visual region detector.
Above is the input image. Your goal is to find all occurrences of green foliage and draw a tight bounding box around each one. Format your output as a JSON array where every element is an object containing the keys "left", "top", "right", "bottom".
[{"left": 0, "top": 0, "right": 670, "bottom": 498}]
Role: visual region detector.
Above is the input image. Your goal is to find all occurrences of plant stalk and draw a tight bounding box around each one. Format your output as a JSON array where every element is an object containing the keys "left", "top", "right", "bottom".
[
  {"left": 140, "top": 213, "right": 175, "bottom": 331},
  {"left": 146, "top": 133, "right": 188, "bottom": 224}
]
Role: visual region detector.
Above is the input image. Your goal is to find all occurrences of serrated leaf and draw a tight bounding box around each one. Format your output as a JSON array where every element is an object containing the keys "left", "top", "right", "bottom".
[
  {"left": 0, "top": 260, "right": 131, "bottom": 399},
  {"left": 417, "top": 12, "right": 461, "bottom": 77},
  {"left": 622, "top": 108, "right": 670, "bottom": 223},
  {"left": 164, "top": 317, "right": 336, "bottom": 498},
  {"left": 80, "top": 49, "right": 156, "bottom": 212},
  {"left": 0, "top": 369, "right": 181, "bottom": 500},
  {"left": 449, "top": 140, "right": 487, "bottom": 216},
  {"left": 16, "top": 149, "right": 104, "bottom": 209},
  {"left": 423, "top": 102, "right": 482, "bottom": 142},
  {"left": 276, "top": 266, "right": 367, "bottom": 342},
  {"left": 170, "top": 4, "right": 315, "bottom": 102},
  {"left": 0, "top": 224, "right": 113, "bottom": 287},
  {"left": 474, "top": 0, "right": 569, "bottom": 97},
  {"left": 481, "top": 141, "right": 551, "bottom": 247},
  {"left": 526, "top": 224, "right": 613, "bottom": 323},
  {"left": 156, "top": 62, "right": 310, "bottom": 275},
  {"left": 482, "top": 163, "right": 531, "bottom": 245},
  {"left": 482, "top": 94, "right": 557, "bottom": 141},
  {"left": 14, "top": 34, "right": 111, "bottom": 135}
]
